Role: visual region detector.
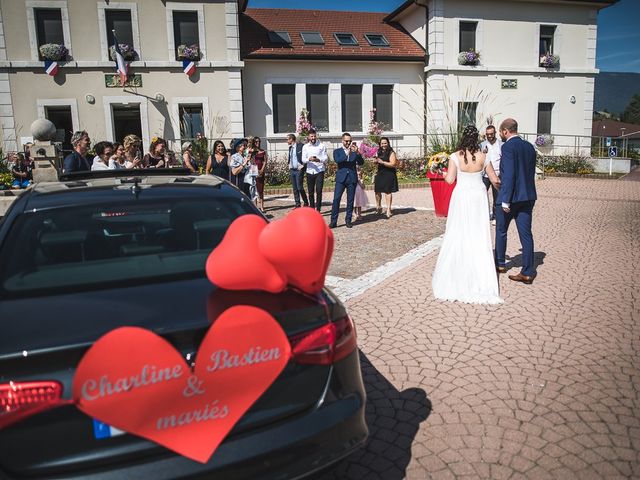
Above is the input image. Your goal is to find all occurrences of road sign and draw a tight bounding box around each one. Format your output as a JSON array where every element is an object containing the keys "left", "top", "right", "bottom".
[
  {"left": 609, "top": 146, "right": 618, "bottom": 157},
  {"left": 606, "top": 137, "right": 612, "bottom": 147}
]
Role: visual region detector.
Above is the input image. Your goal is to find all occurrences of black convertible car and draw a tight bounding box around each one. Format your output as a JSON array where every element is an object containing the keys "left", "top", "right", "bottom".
[{"left": 0, "top": 171, "right": 367, "bottom": 479}]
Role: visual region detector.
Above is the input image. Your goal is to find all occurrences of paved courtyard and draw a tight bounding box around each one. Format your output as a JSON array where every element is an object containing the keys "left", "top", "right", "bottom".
[{"left": 265, "top": 177, "right": 640, "bottom": 479}]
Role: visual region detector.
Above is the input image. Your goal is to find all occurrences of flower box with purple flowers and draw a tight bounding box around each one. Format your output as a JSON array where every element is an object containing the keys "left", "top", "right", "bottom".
[
  {"left": 458, "top": 49, "right": 480, "bottom": 66},
  {"left": 38, "top": 43, "right": 69, "bottom": 61},
  {"left": 535, "top": 134, "right": 554, "bottom": 147},
  {"left": 539, "top": 53, "right": 560, "bottom": 68},
  {"left": 177, "top": 44, "right": 201, "bottom": 61}
]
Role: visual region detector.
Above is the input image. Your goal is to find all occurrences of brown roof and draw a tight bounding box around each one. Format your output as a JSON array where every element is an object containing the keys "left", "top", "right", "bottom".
[
  {"left": 592, "top": 119, "right": 640, "bottom": 139},
  {"left": 240, "top": 8, "right": 425, "bottom": 61}
]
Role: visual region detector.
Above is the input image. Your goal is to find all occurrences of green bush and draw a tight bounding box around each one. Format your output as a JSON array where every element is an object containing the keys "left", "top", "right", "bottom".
[{"left": 537, "top": 155, "right": 595, "bottom": 174}]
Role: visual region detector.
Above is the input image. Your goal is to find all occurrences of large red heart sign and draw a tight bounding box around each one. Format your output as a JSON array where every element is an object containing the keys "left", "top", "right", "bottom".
[{"left": 72, "top": 306, "right": 291, "bottom": 463}]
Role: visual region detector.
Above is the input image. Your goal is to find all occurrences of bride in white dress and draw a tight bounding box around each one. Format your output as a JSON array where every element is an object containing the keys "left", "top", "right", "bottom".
[{"left": 432, "top": 125, "right": 503, "bottom": 304}]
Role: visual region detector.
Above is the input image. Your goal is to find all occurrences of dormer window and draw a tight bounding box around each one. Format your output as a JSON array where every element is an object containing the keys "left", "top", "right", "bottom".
[
  {"left": 364, "top": 33, "right": 389, "bottom": 47},
  {"left": 268, "top": 31, "right": 291, "bottom": 45},
  {"left": 334, "top": 33, "right": 358, "bottom": 46},
  {"left": 300, "top": 31, "right": 324, "bottom": 45}
]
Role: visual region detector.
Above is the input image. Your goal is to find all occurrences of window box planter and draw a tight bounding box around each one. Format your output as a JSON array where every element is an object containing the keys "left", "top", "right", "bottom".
[
  {"left": 38, "top": 43, "right": 68, "bottom": 61},
  {"left": 539, "top": 53, "right": 560, "bottom": 68},
  {"left": 177, "top": 44, "right": 201, "bottom": 61},
  {"left": 109, "top": 44, "right": 138, "bottom": 62},
  {"left": 458, "top": 50, "right": 480, "bottom": 66}
]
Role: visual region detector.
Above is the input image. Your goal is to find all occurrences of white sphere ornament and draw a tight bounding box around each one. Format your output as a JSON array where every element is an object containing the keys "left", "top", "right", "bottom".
[{"left": 30, "top": 118, "right": 57, "bottom": 141}]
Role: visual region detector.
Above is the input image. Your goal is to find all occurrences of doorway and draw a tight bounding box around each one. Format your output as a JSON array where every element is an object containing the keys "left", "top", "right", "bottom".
[
  {"left": 44, "top": 105, "right": 73, "bottom": 153},
  {"left": 112, "top": 104, "right": 142, "bottom": 144}
]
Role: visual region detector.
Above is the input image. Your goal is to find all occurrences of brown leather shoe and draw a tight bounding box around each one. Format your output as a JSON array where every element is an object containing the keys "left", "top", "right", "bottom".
[
  {"left": 508, "top": 273, "right": 536, "bottom": 284},
  {"left": 496, "top": 266, "right": 507, "bottom": 274}
]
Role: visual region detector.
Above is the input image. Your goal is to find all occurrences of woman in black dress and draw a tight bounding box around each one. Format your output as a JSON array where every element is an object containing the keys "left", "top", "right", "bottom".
[
  {"left": 206, "top": 140, "right": 230, "bottom": 179},
  {"left": 373, "top": 137, "right": 399, "bottom": 218}
]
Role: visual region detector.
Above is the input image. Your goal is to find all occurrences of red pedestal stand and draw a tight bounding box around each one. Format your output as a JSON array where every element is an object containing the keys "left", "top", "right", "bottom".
[{"left": 427, "top": 171, "right": 456, "bottom": 217}]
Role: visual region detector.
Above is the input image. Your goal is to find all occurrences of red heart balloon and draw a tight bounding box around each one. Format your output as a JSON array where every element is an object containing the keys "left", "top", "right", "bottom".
[
  {"left": 206, "top": 214, "right": 287, "bottom": 293},
  {"left": 259, "top": 207, "right": 333, "bottom": 294},
  {"left": 72, "top": 306, "right": 291, "bottom": 463}
]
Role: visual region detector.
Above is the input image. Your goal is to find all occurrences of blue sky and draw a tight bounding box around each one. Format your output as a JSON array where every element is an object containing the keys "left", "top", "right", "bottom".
[{"left": 248, "top": 0, "right": 639, "bottom": 73}]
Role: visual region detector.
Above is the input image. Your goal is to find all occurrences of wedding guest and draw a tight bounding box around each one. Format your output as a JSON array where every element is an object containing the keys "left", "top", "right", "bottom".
[
  {"left": 243, "top": 136, "right": 259, "bottom": 206},
  {"left": 253, "top": 137, "right": 268, "bottom": 213},
  {"left": 373, "top": 137, "right": 399, "bottom": 218},
  {"left": 206, "top": 140, "right": 230, "bottom": 179},
  {"left": 108, "top": 142, "right": 126, "bottom": 169},
  {"left": 329, "top": 133, "right": 363, "bottom": 228},
  {"left": 143, "top": 137, "right": 167, "bottom": 168},
  {"left": 182, "top": 141, "right": 198, "bottom": 173},
  {"left": 302, "top": 129, "right": 328, "bottom": 212},
  {"left": 286, "top": 133, "right": 308, "bottom": 208},
  {"left": 480, "top": 125, "right": 503, "bottom": 222},
  {"left": 91, "top": 141, "right": 114, "bottom": 171},
  {"left": 10, "top": 153, "right": 32, "bottom": 189},
  {"left": 122, "top": 134, "right": 143, "bottom": 169},
  {"left": 229, "top": 138, "right": 249, "bottom": 193},
  {"left": 62, "top": 130, "right": 91, "bottom": 174}
]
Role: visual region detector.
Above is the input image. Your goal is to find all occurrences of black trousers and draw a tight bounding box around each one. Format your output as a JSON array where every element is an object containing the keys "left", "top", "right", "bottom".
[{"left": 306, "top": 171, "right": 324, "bottom": 211}]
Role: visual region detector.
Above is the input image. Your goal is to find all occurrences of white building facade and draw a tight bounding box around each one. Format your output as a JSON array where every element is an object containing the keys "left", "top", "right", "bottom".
[{"left": 387, "top": 0, "right": 617, "bottom": 154}]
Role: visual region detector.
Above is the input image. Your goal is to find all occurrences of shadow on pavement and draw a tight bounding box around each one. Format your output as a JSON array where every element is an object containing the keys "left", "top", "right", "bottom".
[
  {"left": 319, "top": 351, "right": 431, "bottom": 480},
  {"left": 506, "top": 250, "right": 547, "bottom": 271}
]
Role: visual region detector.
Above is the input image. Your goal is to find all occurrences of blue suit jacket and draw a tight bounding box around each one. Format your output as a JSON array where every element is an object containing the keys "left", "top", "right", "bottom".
[
  {"left": 333, "top": 148, "right": 364, "bottom": 185},
  {"left": 496, "top": 136, "right": 537, "bottom": 205}
]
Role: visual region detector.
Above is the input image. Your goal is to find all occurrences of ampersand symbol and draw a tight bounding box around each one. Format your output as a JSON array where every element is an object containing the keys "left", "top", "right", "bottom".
[{"left": 182, "top": 375, "right": 206, "bottom": 397}]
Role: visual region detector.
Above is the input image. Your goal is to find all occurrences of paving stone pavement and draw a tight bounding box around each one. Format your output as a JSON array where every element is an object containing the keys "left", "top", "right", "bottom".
[{"left": 309, "top": 177, "right": 640, "bottom": 479}]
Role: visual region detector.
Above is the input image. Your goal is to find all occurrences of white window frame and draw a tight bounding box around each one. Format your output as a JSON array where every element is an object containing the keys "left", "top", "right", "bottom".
[
  {"left": 455, "top": 17, "right": 483, "bottom": 60},
  {"left": 165, "top": 2, "right": 206, "bottom": 62},
  {"left": 103, "top": 96, "right": 150, "bottom": 148},
  {"left": 534, "top": 22, "right": 561, "bottom": 66},
  {"left": 97, "top": 2, "right": 141, "bottom": 62},
  {"left": 26, "top": 1, "right": 72, "bottom": 61},
  {"left": 36, "top": 98, "right": 79, "bottom": 132},
  {"left": 170, "top": 97, "right": 210, "bottom": 141}
]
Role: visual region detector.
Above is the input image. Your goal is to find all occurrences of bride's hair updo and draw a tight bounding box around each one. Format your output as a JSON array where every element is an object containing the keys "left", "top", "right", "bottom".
[{"left": 456, "top": 124, "right": 480, "bottom": 164}]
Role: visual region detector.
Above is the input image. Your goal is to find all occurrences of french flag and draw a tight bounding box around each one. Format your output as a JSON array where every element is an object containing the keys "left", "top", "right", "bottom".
[
  {"left": 44, "top": 60, "right": 58, "bottom": 76},
  {"left": 183, "top": 59, "right": 196, "bottom": 77},
  {"left": 112, "top": 30, "right": 128, "bottom": 86}
]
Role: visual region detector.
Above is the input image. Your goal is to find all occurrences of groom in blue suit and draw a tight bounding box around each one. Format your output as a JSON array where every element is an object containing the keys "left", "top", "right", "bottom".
[
  {"left": 496, "top": 118, "right": 538, "bottom": 284},
  {"left": 329, "top": 133, "right": 364, "bottom": 228}
]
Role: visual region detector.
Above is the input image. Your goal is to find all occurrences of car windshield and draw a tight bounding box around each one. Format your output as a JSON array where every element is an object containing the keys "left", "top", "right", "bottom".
[{"left": 0, "top": 198, "right": 255, "bottom": 296}]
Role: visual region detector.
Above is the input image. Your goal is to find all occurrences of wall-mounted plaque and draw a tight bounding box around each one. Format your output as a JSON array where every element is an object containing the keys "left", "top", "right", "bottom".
[
  {"left": 105, "top": 74, "right": 142, "bottom": 88},
  {"left": 501, "top": 79, "right": 517, "bottom": 89}
]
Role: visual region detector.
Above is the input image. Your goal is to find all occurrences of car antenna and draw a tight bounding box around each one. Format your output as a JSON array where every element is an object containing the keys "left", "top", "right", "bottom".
[{"left": 131, "top": 177, "right": 142, "bottom": 198}]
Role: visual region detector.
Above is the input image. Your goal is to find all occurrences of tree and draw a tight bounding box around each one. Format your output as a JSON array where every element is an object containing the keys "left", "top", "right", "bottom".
[{"left": 620, "top": 94, "right": 640, "bottom": 125}]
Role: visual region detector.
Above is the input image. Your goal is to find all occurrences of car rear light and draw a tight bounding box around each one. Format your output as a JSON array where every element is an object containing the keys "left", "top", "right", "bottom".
[
  {"left": 0, "top": 381, "right": 67, "bottom": 430},
  {"left": 290, "top": 315, "right": 357, "bottom": 365}
]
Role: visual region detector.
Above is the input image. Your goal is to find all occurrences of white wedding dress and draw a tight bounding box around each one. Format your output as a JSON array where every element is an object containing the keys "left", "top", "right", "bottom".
[{"left": 432, "top": 152, "right": 503, "bottom": 304}]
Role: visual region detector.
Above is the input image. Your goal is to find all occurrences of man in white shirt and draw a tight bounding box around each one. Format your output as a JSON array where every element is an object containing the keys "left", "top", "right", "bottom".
[
  {"left": 301, "top": 129, "right": 328, "bottom": 212},
  {"left": 480, "top": 125, "right": 503, "bottom": 221}
]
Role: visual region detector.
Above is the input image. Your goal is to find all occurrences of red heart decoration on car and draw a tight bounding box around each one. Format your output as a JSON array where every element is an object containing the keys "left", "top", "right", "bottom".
[
  {"left": 259, "top": 207, "right": 333, "bottom": 294},
  {"left": 206, "top": 215, "right": 287, "bottom": 293},
  {"left": 72, "top": 306, "right": 291, "bottom": 463}
]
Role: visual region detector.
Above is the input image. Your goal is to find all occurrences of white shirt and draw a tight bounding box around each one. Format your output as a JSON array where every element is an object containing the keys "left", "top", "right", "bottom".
[
  {"left": 91, "top": 156, "right": 109, "bottom": 171},
  {"left": 480, "top": 138, "right": 502, "bottom": 177},
  {"left": 302, "top": 141, "right": 328, "bottom": 174}
]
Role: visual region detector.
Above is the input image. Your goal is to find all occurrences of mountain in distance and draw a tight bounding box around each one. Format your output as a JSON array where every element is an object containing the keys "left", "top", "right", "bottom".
[{"left": 594, "top": 72, "right": 640, "bottom": 115}]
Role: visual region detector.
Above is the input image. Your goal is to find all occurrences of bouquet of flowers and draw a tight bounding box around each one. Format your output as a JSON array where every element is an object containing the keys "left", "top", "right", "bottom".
[
  {"left": 359, "top": 108, "right": 384, "bottom": 158},
  {"left": 177, "top": 44, "right": 201, "bottom": 61},
  {"left": 109, "top": 43, "right": 137, "bottom": 61},
  {"left": 359, "top": 142, "right": 379, "bottom": 158},
  {"left": 296, "top": 108, "right": 314, "bottom": 143},
  {"left": 539, "top": 53, "right": 560, "bottom": 68},
  {"left": 535, "top": 134, "right": 554, "bottom": 147},
  {"left": 38, "top": 43, "right": 69, "bottom": 61},
  {"left": 458, "top": 49, "right": 480, "bottom": 66},
  {"left": 427, "top": 152, "right": 449, "bottom": 176}
]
